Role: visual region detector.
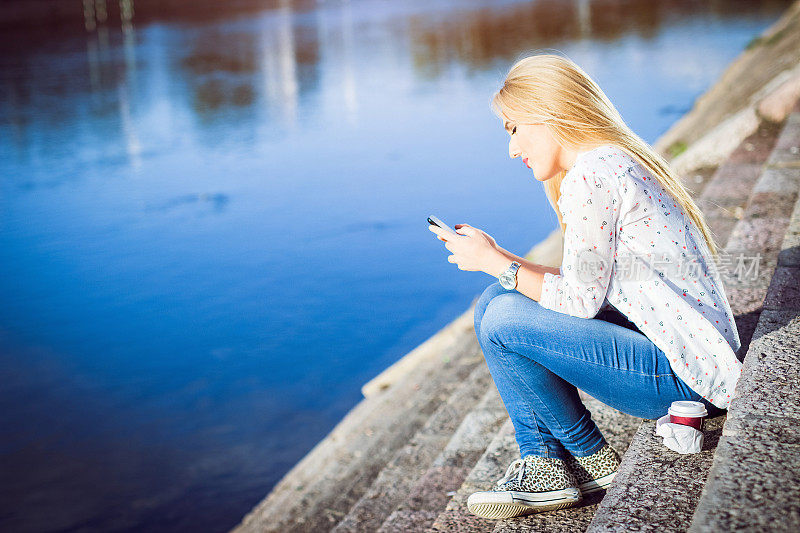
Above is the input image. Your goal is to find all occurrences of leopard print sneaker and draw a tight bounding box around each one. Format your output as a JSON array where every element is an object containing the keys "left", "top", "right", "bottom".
[
  {"left": 466, "top": 454, "right": 582, "bottom": 519},
  {"left": 564, "top": 443, "right": 621, "bottom": 495}
]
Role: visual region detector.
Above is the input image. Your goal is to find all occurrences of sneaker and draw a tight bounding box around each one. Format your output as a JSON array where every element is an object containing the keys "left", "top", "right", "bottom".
[
  {"left": 564, "top": 443, "right": 621, "bottom": 494},
  {"left": 466, "top": 454, "right": 582, "bottom": 519}
]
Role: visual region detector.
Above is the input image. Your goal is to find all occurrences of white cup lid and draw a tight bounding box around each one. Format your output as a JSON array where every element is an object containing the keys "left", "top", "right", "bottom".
[{"left": 668, "top": 400, "right": 707, "bottom": 418}]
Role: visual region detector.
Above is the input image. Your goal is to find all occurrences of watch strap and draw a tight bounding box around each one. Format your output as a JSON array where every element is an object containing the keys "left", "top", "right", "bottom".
[{"left": 502, "top": 261, "right": 521, "bottom": 277}]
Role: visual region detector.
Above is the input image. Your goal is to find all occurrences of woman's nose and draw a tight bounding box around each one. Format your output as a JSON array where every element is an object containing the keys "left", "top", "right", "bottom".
[{"left": 508, "top": 140, "right": 521, "bottom": 159}]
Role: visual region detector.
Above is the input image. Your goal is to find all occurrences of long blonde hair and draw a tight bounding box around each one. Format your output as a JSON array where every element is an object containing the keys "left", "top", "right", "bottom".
[{"left": 490, "top": 52, "right": 720, "bottom": 260}]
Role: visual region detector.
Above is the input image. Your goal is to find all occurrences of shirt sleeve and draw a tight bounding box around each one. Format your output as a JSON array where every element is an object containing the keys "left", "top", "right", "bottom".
[{"left": 539, "top": 162, "right": 620, "bottom": 319}]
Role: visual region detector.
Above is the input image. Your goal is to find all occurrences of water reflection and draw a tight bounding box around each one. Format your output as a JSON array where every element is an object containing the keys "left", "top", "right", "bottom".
[
  {"left": 405, "top": 0, "right": 784, "bottom": 73},
  {"left": 1, "top": 0, "right": 791, "bottom": 181},
  {"left": 0, "top": 1, "right": 792, "bottom": 532},
  {"left": 146, "top": 192, "right": 230, "bottom": 214}
]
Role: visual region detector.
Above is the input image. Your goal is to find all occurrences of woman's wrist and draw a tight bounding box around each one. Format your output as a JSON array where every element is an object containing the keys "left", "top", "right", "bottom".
[
  {"left": 485, "top": 248, "right": 514, "bottom": 277},
  {"left": 486, "top": 247, "right": 561, "bottom": 279}
]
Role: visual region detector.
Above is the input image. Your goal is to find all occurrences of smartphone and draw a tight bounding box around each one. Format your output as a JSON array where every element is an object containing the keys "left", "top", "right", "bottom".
[{"left": 427, "top": 215, "right": 459, "bottom": 236}]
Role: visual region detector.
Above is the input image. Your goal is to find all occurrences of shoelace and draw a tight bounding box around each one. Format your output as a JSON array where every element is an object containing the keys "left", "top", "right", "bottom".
[{"left": 495, "top": 458, "right": 527, "bottom": 488}]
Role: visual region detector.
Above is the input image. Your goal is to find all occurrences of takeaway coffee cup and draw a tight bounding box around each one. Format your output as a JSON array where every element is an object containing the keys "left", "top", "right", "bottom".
[{"left": 668, "top": 401, "right": 707, "bottom": 431}]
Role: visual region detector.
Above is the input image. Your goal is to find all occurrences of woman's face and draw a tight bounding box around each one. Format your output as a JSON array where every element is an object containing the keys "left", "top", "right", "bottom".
[{"left": 504, "top": 119, "right": 565, "bottom": 182}]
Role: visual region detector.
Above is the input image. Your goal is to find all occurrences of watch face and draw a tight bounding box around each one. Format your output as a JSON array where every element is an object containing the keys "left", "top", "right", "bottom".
[{"left": 500, "top": 274, "right": 513, "bottom": 289}]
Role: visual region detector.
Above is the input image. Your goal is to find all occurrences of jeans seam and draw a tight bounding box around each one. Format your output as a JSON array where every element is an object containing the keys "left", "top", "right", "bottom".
[
  {"left": 493, "top": 341, "right": 587, "bottom": 458},
  {"left": 502, "top": 337, "right": 675, "bottom": 379},
  {"left": 498, "top": 347, "right": 563, "bottom": 457},
  {"left": 493, "top": 346, "right": 553, "bottom": 457}
]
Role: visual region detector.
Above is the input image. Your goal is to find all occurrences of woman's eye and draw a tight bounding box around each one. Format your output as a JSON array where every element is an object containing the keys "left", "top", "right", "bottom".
[{"left": 511, "top": 126, "right": 517, "bottom": 135}]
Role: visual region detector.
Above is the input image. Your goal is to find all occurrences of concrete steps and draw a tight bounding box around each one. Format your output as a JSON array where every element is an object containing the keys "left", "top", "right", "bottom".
[
  {"left": 695, "top": 119, "right": 785, "bottom": 256},
  {"left": 428, "top": 418, "right": 520, "bottom": 532},
  {"left": 330, "top": 360, "right": 498, "bottom": 533},
  {"left": 234, "top": 310, "right": 483, "bottom": 533},
  {"left": 587, "top": 103, "right": 797, "bottom": 533},
  {"left": 294, "top": 329, "right": 484, "bottom": 533},
  {"left": 688, "top": 105, "right": 800, "bottom": 532},
  {"left": 234, "top": 113, "right": 793, "bottom": 533},
  {"left": 375, "top": 382, "right": 507, "bottom": 532}
]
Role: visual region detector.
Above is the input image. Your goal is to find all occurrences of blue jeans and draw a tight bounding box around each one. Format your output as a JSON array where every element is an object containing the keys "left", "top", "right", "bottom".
[{"left": 474, "top": 281, "right": 725, "bottom": 461}]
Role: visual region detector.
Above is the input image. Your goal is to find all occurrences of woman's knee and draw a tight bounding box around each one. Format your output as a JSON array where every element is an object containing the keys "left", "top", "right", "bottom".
[
  {"left": 478, "top": 291, "right": 532, "bottom": 346},
  {"left": 474, "top": 281, "right": 508, "bottom": 333}
]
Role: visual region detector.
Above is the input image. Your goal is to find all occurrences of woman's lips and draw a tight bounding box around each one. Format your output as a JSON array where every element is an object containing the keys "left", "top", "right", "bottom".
[{"left": 523, "top": 157, "right": 530, "bottom": 168}]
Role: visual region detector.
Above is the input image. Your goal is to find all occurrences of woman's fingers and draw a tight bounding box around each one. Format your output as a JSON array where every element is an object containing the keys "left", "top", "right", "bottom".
[
  {"left": 430, "top": 223, "right": 462, "bottom": 242},
  {"left": 456, "top": 225, "right": 475, "bottom": 236},
  {"left": 429, "top": 224, "right": 448, "bottom": 241}
]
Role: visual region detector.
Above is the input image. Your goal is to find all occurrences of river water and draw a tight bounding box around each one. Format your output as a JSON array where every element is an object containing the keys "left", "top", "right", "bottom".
[{"left": 0, "top": 0, "right": 791, "bottom": 531}]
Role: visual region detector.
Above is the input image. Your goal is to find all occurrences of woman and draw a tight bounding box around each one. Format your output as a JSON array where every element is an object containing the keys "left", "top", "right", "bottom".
[{"left": 428, "top": 52, "right": 742, "bottom": 520}]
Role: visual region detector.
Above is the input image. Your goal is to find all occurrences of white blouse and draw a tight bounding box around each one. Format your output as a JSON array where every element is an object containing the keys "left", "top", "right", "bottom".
[{"left": 539, "top": 144, "right": 742, "bottom": 410}]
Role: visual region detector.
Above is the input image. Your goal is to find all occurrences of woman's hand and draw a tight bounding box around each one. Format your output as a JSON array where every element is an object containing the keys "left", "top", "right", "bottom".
[{"left": 429, "top": 223, "right": 501, "bottom": 272}]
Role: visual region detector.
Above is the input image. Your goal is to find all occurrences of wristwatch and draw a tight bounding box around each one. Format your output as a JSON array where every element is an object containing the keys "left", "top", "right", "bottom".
[{"left": 499, "top": 261, "right": 522, "bottom": 290}]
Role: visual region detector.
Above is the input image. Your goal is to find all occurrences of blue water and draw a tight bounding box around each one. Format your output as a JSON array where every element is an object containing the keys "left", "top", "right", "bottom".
[{"left": 0, "top": 0, "right": 791, "bottom": 530}]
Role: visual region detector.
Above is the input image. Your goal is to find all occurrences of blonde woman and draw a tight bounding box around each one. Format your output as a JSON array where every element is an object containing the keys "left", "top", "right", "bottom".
[{"left": 428, "top": 52, "right": 742, "bottom": 520}]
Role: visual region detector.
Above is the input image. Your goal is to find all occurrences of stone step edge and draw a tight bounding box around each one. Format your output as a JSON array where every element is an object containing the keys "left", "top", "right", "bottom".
[
  {"left": 375, "top": 386, "right": 509, "bottom": 532},
  {"left": 362, "top": 306, "right": 475, "bottom": 397},
  {"left": 687, "top": 114, "right": 800, "bottom": 533},
  {"left": 654, "top": 1, "right": 800, "bottom": 175},
  {"left": 292, "top": 346, "right": 484, "bottom": 533},
  {"left": 267, "top": 333, "right": 483, "bottom": 532},
  {"left": 233, "top": 321, "right": 482, "bottom": 532},
  {"left": 428, "top": 418, "right": 518, "bottom": 532},
  {"left": 330, "top": 364, "right": 498, "bottom": 533}
]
